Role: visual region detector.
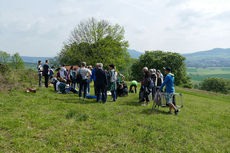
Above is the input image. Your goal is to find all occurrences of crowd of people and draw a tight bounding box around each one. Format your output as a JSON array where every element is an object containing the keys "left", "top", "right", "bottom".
[{"left": 37, "top": 60, "right": 180, "bottom": 115}]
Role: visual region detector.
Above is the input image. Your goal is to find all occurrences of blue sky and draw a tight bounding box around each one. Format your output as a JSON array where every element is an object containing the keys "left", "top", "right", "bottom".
[{"left": 0, "top": 0, "right": 230, "bottom": 56}]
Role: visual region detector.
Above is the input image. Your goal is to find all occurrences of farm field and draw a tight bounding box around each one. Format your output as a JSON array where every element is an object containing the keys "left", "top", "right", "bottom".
[
  {"left": 187, "top": 67, "right": 230, "bottom": 84},
  {"left": 0, "top": 85, "right": 230, "bottom": 152}
]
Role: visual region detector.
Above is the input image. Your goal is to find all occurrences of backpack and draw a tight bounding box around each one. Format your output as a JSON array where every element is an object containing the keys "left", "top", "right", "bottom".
[{"left": 76, "top": 68, "right": 82, "bottom": 83}]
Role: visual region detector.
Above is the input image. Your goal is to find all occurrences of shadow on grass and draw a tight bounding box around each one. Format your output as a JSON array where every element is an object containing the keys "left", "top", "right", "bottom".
[
  {"left": 141, "top": 108, "right": 170, "bottom": 115},
  {"left": 120, "top": 101, "right": 141, "bottom": 106},
  {"left": 54, "top": 98, "right": 99, "bottom": 105}
]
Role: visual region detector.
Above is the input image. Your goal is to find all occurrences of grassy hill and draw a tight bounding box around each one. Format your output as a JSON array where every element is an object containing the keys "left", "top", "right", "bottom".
[{"left": 0, "top": 83, "right": 229, "bottom": 152}]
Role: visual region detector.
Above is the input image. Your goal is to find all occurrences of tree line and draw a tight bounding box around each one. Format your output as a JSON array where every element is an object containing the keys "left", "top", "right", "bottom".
[{"left": 0, "top": 51, "right": 24, "bottom": 69}]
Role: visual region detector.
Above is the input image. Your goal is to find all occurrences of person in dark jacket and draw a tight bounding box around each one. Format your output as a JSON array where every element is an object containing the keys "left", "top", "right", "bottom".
[
  {"left": 43, "top": 60, "right": 50, "bottom": 88},
  {"left": 95, "top": 63, "right": 108, "bottom": 103},
  {"left": 139, "top": 67, "right": 153, "bottom": 106}
]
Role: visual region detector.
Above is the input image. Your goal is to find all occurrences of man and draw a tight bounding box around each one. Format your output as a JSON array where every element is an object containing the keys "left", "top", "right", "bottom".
[
  {"left": 37, "top": 60, "right": 43, "bottom": 87},
  {"left": 129, "top": 80, "right": 138, "bottom": 93},
  {"left": 77, "top": 62, "right": 91, "bottom": 101},
  {"left": 43, "top": 60, "right": 50, "bottom": 88},
  {"left": 108, "top": 64, "right": 117, "bottom": 102},
  {"left": 95, "top": 63, "right": 108, "bottom": 103},
  {"left": 90, "top": 63, "right": 99, "bottom": 95},
  {"left": 160, "top": 67, "right": 180, "bottom": 115}
]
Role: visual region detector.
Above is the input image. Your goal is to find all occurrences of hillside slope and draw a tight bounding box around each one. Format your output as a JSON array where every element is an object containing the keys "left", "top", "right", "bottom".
[{"left": 0, "top": 85, "right": 229, "bottom": 152}]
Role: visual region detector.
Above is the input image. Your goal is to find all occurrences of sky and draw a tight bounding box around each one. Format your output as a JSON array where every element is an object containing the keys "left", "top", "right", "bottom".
[{"left": 0, "top": 0, "right": 230, "bottom": 57}]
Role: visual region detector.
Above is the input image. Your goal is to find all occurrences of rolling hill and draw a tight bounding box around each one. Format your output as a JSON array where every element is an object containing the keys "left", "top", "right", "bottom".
[{"left": 183, "top": 48, "right": 230, "bottom": 67}]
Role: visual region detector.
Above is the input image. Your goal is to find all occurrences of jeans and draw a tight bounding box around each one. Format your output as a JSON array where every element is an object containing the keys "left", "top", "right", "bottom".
[
  {"left": 72, "top": 81, "right": 76, "bottom": 89},
  {"left": 111, "top": 90, "right": 117, "bottom": 101},
  {"left": 96, "top": 85, "right": 107, "bottom": 103},
  {"left": 44, "top": 74, "right": 49, "bottom": 88},
  {"left": 79, "top": 79, "right": 88, "bottom": 98},
  {"left": 87, "top": 79, "right": 90, "bottom": 93},
  {"left": 38, "top": 74, "right": 42, "bottom": 87},
  {"left": 66, "top": 86, "right": 78, "bottom": 94}
]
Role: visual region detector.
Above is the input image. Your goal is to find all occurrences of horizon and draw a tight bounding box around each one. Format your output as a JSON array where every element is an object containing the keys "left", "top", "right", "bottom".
[{"left": 1, "top": 0, "right": 230, "bottom": 56}]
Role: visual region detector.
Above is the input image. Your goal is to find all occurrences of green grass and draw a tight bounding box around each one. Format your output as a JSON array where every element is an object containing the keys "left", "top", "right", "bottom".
[
  {"left": 0, "top": 85, "right": 230, "bottom": 152},
  {"left": 187, "top": 67, "right": 230, "bottom": 84}
]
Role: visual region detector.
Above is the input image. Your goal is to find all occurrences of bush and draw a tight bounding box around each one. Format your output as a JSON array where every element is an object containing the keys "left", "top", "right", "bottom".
[
  {"left": 199, "top": 78, "right": 230, "bottom": 94},
  {"left": 0, "top": 64, "right": 10, "bottom": 74}
]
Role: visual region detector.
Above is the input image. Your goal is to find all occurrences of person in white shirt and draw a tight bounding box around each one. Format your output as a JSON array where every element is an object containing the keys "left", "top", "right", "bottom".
[
  {"left": 37, "top": 60, "right": 43, "bottom": 87},
  {"left": 77, "top": 62, "right": 92, "bottom": 100}
]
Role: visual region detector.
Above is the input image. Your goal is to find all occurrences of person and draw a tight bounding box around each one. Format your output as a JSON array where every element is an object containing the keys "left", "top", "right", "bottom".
[
  {"left": 72, "top": 68, "right": 77, "bottom": 89},
  {"left": 60, "top": 64, "right": 67, "bottom": 78},
  {"left": 43, "top": 60, "right": 50, "bottom": 88},
  {"left": 129, "top": 80, "right": 138, "bottom": 93},
  {"left": 37, "top": 60, "right": 43, "bottom": 87},
  {"left": 90, "top": 63, "right": 98, "bottom": 95},
  {"left": 150, "top": 69, "right": 157, "bottom": 99},
  {"left": 117, "top": 81, "right": 129, "bottom": 97},
  {"left": 139, "top": 67, "right": 153, "bottom": 106},
  {"left": 57, "top": 78, "right": 78, "bottom": 94},
  {"left": 108, "top": 64, "right": 117, "bottom": 102},
  {"left": 69, "top": 66, "right": 74, "bottom": 86},
  {"left": 77, "top": 62, "right": 91, "bottom": 101},
  {"left": 49, "top": 66, "right": 55, "bottom": 80},
  {"left": 87, "top": 65, "right": 92, "bottom": 94},
  {"left": 117, "top": 72, "right": 125, "bottom": 84},
  {"left": 95, "top": 63, "right": 108, "bottom": 103},
  {"left": 156, "top": 70, "right": 163, "bottom": 91},
  {"left": 160, "top": 67, "right": 180, "bottom": 115},
  {"left": 50, "top": 75, "right": 57, "bottom": 91}
]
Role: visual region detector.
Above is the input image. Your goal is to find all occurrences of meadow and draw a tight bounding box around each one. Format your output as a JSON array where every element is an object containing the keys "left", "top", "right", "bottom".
[
  {"left": 0, "top": 84, "right": 230, "bottom": 152},
  {"left": 187, "top": 67, "right": 230, "bottom": 84}
]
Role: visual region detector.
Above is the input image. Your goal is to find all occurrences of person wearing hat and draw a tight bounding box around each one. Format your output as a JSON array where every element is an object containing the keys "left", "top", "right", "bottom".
[
  {"left": 139, "top": 67, "right": 152, "bottom": 106},
  {"left": 108, "top": 64, "right": 118, "bottom": 102},
  {"left": 160, "top": 67, "right": 180, "bottom": 115}
]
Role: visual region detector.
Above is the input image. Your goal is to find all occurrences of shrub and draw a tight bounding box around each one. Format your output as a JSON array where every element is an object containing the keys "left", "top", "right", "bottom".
[{"left": 199, "top": 78, "right": 230, "bottom": 94}]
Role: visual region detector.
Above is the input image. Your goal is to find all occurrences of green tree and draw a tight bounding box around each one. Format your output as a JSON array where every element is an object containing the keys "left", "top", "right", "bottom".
[
  {"left": 0, "top": 51, "right": 10, "bottom": 64},
  {"left": 131, "top": 51, "right": 191, "bottom": 86},
  {"left": 200, "top": 78, "right": 230, "bottom": 94},
  {"left": 58, "top": 18, "right": 130, "bottom": 71},
  {"left": 11, "top": 53, "right": 24, "bottom": 69}
]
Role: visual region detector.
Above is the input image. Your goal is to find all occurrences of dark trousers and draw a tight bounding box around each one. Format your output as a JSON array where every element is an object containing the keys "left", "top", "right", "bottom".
[
  {"left": 79, "top": 79, "right": 88, "bottom": 98},
  {"left": 53, "top": 81, "right": 57, "bottom": 91},
  {"left": 44, "top": 74, "right": 49, "bottom": 88},
  {"left": 129, "top": 85, "right": 137, "bottom": 93},
  {"left": 139, "top": 87, "right": 150, "bottom": 102},
  {"left": 96, "top": 85, "right": 107, "bottom": 103},
  {"left": 152, "top": 86, "right": 156, "bottom": 99}
]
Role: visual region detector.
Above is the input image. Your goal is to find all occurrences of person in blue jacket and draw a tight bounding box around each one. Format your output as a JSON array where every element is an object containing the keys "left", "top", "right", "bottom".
[
  {"left": 160, "top": 67, "right": 180, "bottom": 115},
  {"left": 90, "top": 63, "right": 98, "bottom": 95}
]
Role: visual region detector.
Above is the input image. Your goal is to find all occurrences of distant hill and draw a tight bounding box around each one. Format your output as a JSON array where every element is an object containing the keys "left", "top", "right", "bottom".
[
  {"left": 21, "top": 56, "right": 53, "bottom": 63},
  {"left": 183, "top": 48, "right": 230, "bottom": 67},
  {"left": 128, "top": 49, "right": 143, "bottom": 59}
]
